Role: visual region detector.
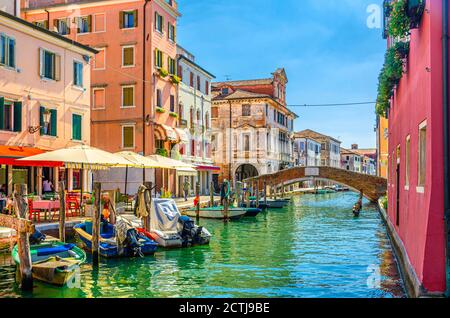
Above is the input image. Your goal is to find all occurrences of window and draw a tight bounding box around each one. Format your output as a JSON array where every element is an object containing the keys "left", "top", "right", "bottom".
[
  {"left": 39, "top": 49, "right": 61, "bottom": 81},
  {"left": 170, "top": 95, "right": 175, "bottom": 112},
  {"left": 156, "top": 89, "right": 162, "bottom": 108},
  {"left": 405, "top": 135, "right": 410, "bottom": 187},
  {"left": 54, "top": 18, "right": 70, "bottom": 35},
  {"left": 177, "top": 65, "right": 183, "bottom": 81},
  {"left": 418, "top": 122, "right": 427, "bottom": 187},
  {"left": 211, "top": 107, "right": 218, "bottom": 118},
  {"left": 34, "top": 20, "right": 48, "bottom": 29},
  {"left": 189, "top": 108, "right": 194, "bottom": 128},
  {"left": 122, "top": 126, "right": 134, "bottom": 149},
  {"left": 242, "top": 104, "right": 251, "bottom": 116},
  {"left": 205, "top": 81, "right": 209, "bottom": 95},
  {"left": 168, "top": 23, "right": 176, "bottom": 41},
  {"left": 40, "top": 107, "right": 57, "bottom": 137},
  {"left": 197, "top": 75, "right": 201, "bottom": 91},
  {"left": 155, "top": 49, "right": 163, "bottom": 68},
  {"left": 94, "top": 48, "right": 106, "bottom": 70},
  {"left": 244, "top": 135, "right": 250, "bottom": 151},
  {"left": 205, "top": 113, "right": 209, "bottom": 129},
  {"left": 120, "top": 10, "right": 138, "bottom": 29},
  {"left": 122, "top": 86, "right": 135, "bottom": 108},
  {"left": 191, "top": 139, "right": 195, "bottom": 156},
  {"left": 76, "top": 16, "right": 92, "bottom": 34},
  {"left": 0, "top": 99, "right": 21, "bottom": 132},
  {"left": 190, "top": 72, "right": 194, "bottom": 87},
  {"left": 167, "top": 57, "right": 176, "bottom": 75},
  {"left": 92, "top": 88, "right": 105, "bottom": 109},
  {"left": 94, "top": 13, "right": 106, "bottom": 32},
  {"left": 122, "top": 46, "right": 134, "bottom": 67},
  {"left": 0, "top": 34, "right": 15, "bottom": 68},
  {"left": 155, "top": 12, "right": 164, "bottom": 33},
  {"left": 72, "top": 114, "right": 82, "bottom": 141},
  {"left": 73, "top": 61, "right": 83, "bottom": 87},
  {"left": 221, "top": 87, "right": 229, "bottom": 95}
]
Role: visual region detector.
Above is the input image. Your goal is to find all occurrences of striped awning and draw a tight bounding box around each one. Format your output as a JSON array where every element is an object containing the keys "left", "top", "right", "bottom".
[
  {"left": 159, "top": 124, "right": 178, "bottom": 141},
  {"left": 174, "top": 128, "right": 189, "bottom": 143}
]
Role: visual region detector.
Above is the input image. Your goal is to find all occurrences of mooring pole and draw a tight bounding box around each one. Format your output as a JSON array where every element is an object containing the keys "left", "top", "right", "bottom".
[
  {"left": 256, "top": 181, "right": 260, "bottom": 208},
  {"left": 224, "top": 195, "right": 229, "bottom": 222},
  {"left": 144, "top": 182, "right": 152, "bottom": 231},
  {"left": 281, "top": 182, "right": 285, "bottom": 198},
  {"left": 263, "top": 181, "right": 267, "bottom": 206},
  {"left": 58, "top": 181, "right": 66, "bottom": 242},
  {"left": 92, "top": 182, "right": 101, "bottom": 267},
  {"left": 210, "top": 181, "right": 214, "bottom": 207},
  {"left": 14, "top": 184, "right": 33, "bottom": 290},
  {"left": 195, "top": 182, "right": 200, "bottom": 222}
]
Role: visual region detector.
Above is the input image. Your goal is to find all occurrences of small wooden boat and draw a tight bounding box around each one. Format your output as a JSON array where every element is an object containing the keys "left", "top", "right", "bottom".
[
  {"left": 184, "top": 206, "right": 246, "bottom": 219},
  {"left": 74, "top": 222, "right": 158, "bottom": 258},
  {"left": 263, "top": 199, "right": 290, "bottom": 209},
  {"left": 234, "top": 205, "right": 262, "bottom": 217},
  {"left": 11, "top": 241, "right": 86, "bottom": 286}
]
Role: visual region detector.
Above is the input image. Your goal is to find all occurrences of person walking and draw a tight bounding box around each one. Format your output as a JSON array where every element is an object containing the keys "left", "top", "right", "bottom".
[{"left": 183, "top": 178, "right": 191, "bottom": 202}]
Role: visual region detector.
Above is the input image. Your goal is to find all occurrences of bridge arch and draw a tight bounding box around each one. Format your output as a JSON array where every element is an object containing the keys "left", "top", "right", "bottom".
[
  {"left": 244, "top": 166, "right": 387, "bottom": 202},
  {"left": 235, "top": 164, "right": 259, "bottom": 182}
]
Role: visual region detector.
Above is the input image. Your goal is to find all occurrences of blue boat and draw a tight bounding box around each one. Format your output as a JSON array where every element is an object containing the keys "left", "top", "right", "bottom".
[{"left": 74, "top": 221, "right": 158, "bottom": 258}]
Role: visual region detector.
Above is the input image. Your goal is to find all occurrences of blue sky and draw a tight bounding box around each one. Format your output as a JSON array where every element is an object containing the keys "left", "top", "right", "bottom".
[{"left": 177, "top": 0, "right": 386, "bottom": 149}]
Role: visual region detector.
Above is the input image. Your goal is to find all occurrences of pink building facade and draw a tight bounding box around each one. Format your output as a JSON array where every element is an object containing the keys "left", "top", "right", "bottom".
[{"left": 384, "top": 0, "right": 449, "bottom": 297}]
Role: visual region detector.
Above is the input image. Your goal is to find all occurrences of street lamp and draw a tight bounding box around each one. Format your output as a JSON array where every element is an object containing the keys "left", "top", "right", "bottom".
[{"left": 28, "top": 109, "right": 51, "bottom": 134}]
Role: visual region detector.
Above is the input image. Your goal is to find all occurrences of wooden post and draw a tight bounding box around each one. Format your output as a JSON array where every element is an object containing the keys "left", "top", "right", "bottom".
[
  {"left": 256, "top": 181, "right": 260, "bottom": 208},
  {"left": 274, "top": 184, "right": 277, "bottom": 200},
  {"left": 13, "top": 184, "right": 33, "bottom": 290},
  {"left": 223, "top": 195, "right": 229, "bottom": 222},
  {"left": 92, "top": 182, "right": 101, "bottom": 267},
  {"left": 281, "top": 182, "right": 285, "bottom": 198},
  {"left": 246, "top": 188, "right": 250, "bottom": 208},
  {"left": 263, "top": 181, "right": 267, "bottom": 206},
  {"left": 143, "top": 182, "right": 152, "bottom": 232},
  {"left": 195, "top": 182, "right": 200, "bottom": 221},
  {"left": 210, "top": 181, "right": 214, "bottom": 207},
  {"left": 58, "top": 181, "right": 66, "bottom": 242}
]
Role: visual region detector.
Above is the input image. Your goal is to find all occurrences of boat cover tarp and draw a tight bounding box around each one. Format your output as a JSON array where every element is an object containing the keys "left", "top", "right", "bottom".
[
  {"left": 36, "top": 244, "right": 75, "bottom": 257},
  {"left": 150, "top": 199, "right": 181, "bottom": 232}
]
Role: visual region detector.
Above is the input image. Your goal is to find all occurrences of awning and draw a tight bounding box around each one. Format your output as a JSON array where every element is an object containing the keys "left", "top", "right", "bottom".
[
  {"left": 195, "top": 164, "right": 221, "bottom": 172},
  {"left": 174, "top": 128, "right": 189, "bottom": 143},
  {"left": 0, "top": 146, "right": 63, "bottom": 167},
  {"left": 159, "top": 124, "right": 178, "bottom": 142},
  {"left": 176, "top": 167, "right": 198, "bottom": 177}
]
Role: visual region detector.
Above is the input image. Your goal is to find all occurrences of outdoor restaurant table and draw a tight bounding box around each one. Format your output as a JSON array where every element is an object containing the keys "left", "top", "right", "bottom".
[{"left": 32, "top": 200, "right": 60, "bottom": 221}]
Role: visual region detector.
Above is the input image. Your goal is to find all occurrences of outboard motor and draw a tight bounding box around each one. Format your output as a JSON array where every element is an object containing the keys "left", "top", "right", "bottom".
[
  {"left": 29, "top": 228, "right": 46, "bottom": 245},
  {"left": 179, "top": 216, "right": 205, "bottom": 247},
  {"left": 125, "top": 228, "right": 144, "bottom": 257}
]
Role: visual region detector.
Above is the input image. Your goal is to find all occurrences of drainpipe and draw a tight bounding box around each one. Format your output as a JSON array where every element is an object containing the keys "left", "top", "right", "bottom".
[
  {"left": 443, "top": 0, "right": 450, "bottom": 298},
  {"left": 143, "top": 0, "right": 151, "bottom": 182}
]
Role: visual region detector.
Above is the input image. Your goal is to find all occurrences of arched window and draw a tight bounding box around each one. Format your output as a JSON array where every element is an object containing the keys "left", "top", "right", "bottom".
[
  {"left": 205, "top": 112, "right": 209, "bottom": 129},
  {"left": 196, "top": 109, "right": 201, "bottom": 123},
  {"left": 189, "top": 107, "right": 194, "bottom": 128},
  {"left": 178, "top": 103, "right": 183, "bottom": 120}
]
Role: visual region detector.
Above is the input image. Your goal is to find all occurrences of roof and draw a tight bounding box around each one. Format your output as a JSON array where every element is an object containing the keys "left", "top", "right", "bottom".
[
  {"left": 177, "top": 54, "right": 215, "bottom": 79},
  {"left": 293, "top": 133, "right": 321, "bottom": 143},
  {"left": 340, "top": 148, "right": 361, "bottom": 156},
  {"left": 212, "top": 89, "right": 271, "bottom": 101},
  {"left": 295, "top": 129, "right": 341, "bottom": 143},
  {"left": 213, "top": 78, "right": 273, "bottom": 88},
  {"left": 352, "top": 148, "right": 377, "bottom": 155},
  {"left": 0, "top": 10, "right": 98, "bottom": 54}
]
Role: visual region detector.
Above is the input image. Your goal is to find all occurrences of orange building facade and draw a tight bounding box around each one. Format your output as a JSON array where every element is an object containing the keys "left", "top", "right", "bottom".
[{"left": 22, "top": 0, "right": 181, "bottom": 159}]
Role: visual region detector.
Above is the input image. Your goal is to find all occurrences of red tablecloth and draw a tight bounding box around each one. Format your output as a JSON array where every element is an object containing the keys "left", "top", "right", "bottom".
[{"left": 32, "top": 200, "right": 60, "bottom": 211}]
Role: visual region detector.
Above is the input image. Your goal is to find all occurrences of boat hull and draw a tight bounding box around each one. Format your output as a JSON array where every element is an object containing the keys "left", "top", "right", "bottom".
[{"left": 184, "top": 208, "right": 246, "bottom": 219}]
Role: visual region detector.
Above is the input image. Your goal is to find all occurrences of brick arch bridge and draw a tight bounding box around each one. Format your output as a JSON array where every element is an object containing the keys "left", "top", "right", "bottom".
[{"left": 244, "top": 166, "right": 387, "bottom": 202}]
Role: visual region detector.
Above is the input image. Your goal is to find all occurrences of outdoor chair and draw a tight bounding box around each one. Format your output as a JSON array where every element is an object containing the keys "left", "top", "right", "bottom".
[
  {"left": 28, "top": 199, "right": 41, "bottom": 223},
  {"left": 66, "top": 192, "right": 81, "bottom": 217}
]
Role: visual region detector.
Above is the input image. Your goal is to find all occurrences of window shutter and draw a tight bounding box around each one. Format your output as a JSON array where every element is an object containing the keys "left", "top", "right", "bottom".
[
  {"left": 167, "top": 22, "right": 170, "bottom": 38},
  {"left": 50, "top": 109, "right": 57, "bottom": 136},
  {"left": 0, "top": 97, "right": 4, "bottom": 130},
  {"left": 72, "top": 114, "right": 82, "bottom": 140},
  {"left": 39, "top": 48, "right": 43, "bottom": 77},
  {"left": 88, "top": 15, "right": 93, "bottom": 32},
  {"left": 119, "top": 11, "right": 124, "bottom": 29},
  {"left": 133, "top": 10, "right": 138, "bottom": 27},
  {"left": 44, "top": 20, "right": 49, "bottom": 29},
  {"left": 76, "top": 17, "right": 81, "bottom": 33},
  {"left": 9, "top": 38, "right": 15, "bottom": 68},
  {"left": 13, "top": 101, "right": 22, "bottom": 132},
  {"left": 39, "top": 106, "right": 45, "bottom": 135},
  {"left": 67, "top": 18, "right": 71, "bottom": 34},
  {"left": 54, "top": 54, "right": 61, "bottom": 81},
  {"left": 154, "top": 12, "right": 158, "bottom": 30},
  {"left": 53, "top": 19, "right": 58, "bottom": 32}
]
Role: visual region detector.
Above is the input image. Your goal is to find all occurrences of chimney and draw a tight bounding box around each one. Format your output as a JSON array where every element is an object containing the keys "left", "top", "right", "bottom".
[{"left": 351, "top": 144, "right": 358, "bottom": 150}]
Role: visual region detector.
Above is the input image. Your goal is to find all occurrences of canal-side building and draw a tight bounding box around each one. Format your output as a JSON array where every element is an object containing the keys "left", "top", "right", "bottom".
[
  {"left": 293, "top": 132, "right": 321, "bottom": 167},
  {"left": 295, "top": 129, "right": 341, "bottom": 168},
  {"left": 211, "top": 69, "right": 298, "bottom": 187},
  {"left": 0, "top": 7, "right": 96, "bottom": 196},
  {"left": 376, "top": 115, "right": 389, "bottom": 178},
  {"left": 22, "top": 0, "right": 182, "bottom": 194},
  {"left": 380, "top": 0, "right": 448, "bottom": 296},
  {"left": 351, "top": 146, "right": 377, "bottom": 175},
  {"left": 176, "top": 45, "right": 218, "bottom": 196},
  {"left": 340, "top": 148, "right": 362, "bottom": 173}
]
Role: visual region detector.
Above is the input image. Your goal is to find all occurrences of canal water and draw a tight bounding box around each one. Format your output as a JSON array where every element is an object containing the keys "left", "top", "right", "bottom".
[{"left": 0, "top": 192, "right": 405, "bottom": 298}]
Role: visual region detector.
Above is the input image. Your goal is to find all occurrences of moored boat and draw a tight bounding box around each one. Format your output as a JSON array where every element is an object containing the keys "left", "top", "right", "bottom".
[
  {"left": 74, "top": 220, "right": 158, "bottom": 258},
  {"left": 11, "top": 241, "right": 86, "bottom": 286},
  {"left": 184, "top": 206, "right": 247, "bottom": 219},
  {"left": 235, "top": 205, "right": 262, "bottom": 217}
]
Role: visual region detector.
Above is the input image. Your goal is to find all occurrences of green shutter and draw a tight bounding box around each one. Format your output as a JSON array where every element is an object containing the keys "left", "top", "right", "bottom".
[
  {"left": 72, "top": 114, "right": 82, "bottom": 141},
  {"left": 50, "top": 109, "right": 57, "bottom": 137},
  {"left": 39, "top": 106, "right": 45, "bottom": 135},
  {"left": 0, "top": 97, "right": 4, "bottom": 130},
  {"left": 13, "top": 101, "right": 22, "bottom": 132}
]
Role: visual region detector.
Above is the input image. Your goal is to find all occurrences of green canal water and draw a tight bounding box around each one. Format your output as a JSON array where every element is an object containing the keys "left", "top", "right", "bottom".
[{"left": 0, "top": 192, "right": 405, "bottom": 298}]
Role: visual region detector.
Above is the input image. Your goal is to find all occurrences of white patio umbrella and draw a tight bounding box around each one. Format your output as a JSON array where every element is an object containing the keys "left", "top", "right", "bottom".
[{"left": 19, "top": 145, "right": 138, "bottom": 202}]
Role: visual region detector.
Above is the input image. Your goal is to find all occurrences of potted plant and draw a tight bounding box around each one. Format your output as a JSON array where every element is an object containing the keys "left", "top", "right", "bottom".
[
  {"left": 170, "top": 75, "right": 181, "bottom": 84},
  {"left": 156, "top": 148, "right": 168, "bottom": 157},
  {"left": 388, "top": 0, "right": 411, "bottom": 38},
  {"left": 169, "top": 112, "right": 178, "bottom": 118},
  {"left": 156, "top": 107, "right": 166, "bottom": 114},
  {"left": 157, "top": 68, "right": 169, "bottom": 78}
]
